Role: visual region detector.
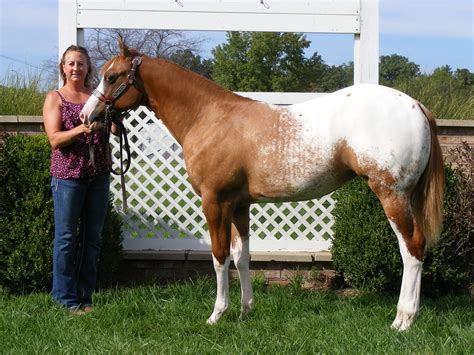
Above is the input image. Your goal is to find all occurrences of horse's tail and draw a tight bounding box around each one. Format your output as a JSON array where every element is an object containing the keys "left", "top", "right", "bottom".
[{"left": 413, "top": 103, "right": 445, "bottom": 248}]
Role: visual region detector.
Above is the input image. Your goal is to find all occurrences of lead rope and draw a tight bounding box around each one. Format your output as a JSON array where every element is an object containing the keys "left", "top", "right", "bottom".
[
  {"left": 89, "top": 111, "right": 131, "bottom": 212},
  {"left": 114, "top": 120, "right": 130, "bottom": 211}
]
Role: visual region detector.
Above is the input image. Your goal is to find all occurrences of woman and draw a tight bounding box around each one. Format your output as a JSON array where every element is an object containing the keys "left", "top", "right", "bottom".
[{"left": 43, "top": 45, "right": 115, "bottom": 314}]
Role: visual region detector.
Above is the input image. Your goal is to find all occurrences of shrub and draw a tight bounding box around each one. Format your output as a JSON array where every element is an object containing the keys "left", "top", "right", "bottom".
[
  {"left": 0, "top": 133, "right": 123, "bottom": 294},
  {"left": 331, "top": 177, "right": 401, "bottom": 292},
  {"left": 423, "top": 143, "right": 472, "bottom": 295},
  {"left": 97, "top": 202, "right": 124, "bottom": 288},
  {"left": 331, "top": 142, "right": 472, "bottom": 295}
]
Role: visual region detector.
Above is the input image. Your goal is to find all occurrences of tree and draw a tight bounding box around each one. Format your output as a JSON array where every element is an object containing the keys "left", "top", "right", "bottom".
[
  {"left": 168, "top": 49, "right": 213, "bottom": 79},
  {"left": 453, "top": 68, "right": 474, "bottom": 86},
  {"left": 212, "top": 32, "right": 325, "bottom": 92},
  {"left": 315, "top": 62, "right": 353, "bottom": 92},
  {"left": 86, "top": 29, "right": 204, "bottom": 83},
  {"left": 379, "top": 54, "right": 420, "bottom": 86}
]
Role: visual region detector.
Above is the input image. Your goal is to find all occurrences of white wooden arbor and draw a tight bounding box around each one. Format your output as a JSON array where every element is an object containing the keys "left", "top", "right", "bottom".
[
  {"left": 57, "top": 0, "right": 379, "bottom": 253},
  {"left": 59, "top": 0, "right": 379, "bottom": 93}
]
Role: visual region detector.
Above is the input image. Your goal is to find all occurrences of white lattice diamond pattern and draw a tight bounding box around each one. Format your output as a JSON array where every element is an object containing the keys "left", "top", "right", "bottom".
[{"left": 110, "top": 106, "right": 335, "bottom": 252}]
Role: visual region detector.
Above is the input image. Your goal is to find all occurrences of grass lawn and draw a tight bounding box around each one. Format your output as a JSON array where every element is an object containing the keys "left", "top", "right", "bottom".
[{"left": 1, "top": 277, "right": 472, "bottom": 354}]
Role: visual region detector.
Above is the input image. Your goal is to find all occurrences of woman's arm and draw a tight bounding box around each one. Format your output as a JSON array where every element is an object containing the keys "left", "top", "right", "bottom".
[{"left": 42, "top": 91, "right": 91, "bottom": 149}]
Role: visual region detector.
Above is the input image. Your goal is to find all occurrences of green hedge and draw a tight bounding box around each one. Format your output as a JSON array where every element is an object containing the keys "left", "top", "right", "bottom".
[
  {"left": 0, "top": 134, "right": 123, "bottom": 294},
  {"left": 332, "top": 143, "right": 472, "bottom": 295},
  {"left": 331, "top": 177, "right": 401, "bottom": 292}
]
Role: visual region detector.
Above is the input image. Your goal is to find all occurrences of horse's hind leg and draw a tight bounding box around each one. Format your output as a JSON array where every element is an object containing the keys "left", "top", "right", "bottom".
[
  {"left": 231, "top": 206, "right": 254, "bottom": 319},
  {"left": 371, "top": 185, "right": 425, "bottom": 331},
  {"left": 390, "top": 219, "right": 424, "bottom": 332}
]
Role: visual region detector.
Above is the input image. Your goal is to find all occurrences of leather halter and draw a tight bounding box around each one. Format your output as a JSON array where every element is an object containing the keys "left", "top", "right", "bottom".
[{"left": 93, "top": 55, "right": 143, "bottom": 108}]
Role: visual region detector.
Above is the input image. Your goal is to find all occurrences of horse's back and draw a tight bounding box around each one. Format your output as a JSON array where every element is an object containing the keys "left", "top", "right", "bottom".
[
  {"left": 291, "top": 84, "right": 431, "bottom": 188},
  {"left": 290, "top": 84, "right": 428, "bottom": 144}
]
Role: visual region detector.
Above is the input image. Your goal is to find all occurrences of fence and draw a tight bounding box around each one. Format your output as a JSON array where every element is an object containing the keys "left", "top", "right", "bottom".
[{"left": 110, "top": 106, "right": 333, "bottom": 253}]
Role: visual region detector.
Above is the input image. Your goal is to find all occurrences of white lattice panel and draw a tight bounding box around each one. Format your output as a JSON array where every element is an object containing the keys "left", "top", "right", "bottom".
[{"left": 110, "top": 106, "right": 335, "bottom": 252}]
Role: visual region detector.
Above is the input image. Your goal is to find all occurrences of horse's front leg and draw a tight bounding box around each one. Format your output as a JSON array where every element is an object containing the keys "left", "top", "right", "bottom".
[
  {"left": 208, "top": 252, "right": 230, "bottom": 325},
  {"left": 231, "top": 206, "right": 254, "bottom": 320},
  {"left": 202, "top": 195, "right": 234, "bottom": 325}
]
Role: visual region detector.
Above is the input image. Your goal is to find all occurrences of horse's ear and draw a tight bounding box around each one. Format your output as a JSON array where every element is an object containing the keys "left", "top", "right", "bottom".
[{"left": 118, "top": 35, "right": 131, "bottom": 57}]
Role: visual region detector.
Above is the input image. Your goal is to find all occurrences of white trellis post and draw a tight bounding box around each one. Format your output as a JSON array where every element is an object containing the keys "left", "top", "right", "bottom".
[
  {"left": 354, "top": 0, "right": 379, "bottom": 84},
  {"left": 57, "top": 0, "right": 379, "bottom": 253},
  {"left": 58, "top": 1, "right": 85, "bottom": 54}
]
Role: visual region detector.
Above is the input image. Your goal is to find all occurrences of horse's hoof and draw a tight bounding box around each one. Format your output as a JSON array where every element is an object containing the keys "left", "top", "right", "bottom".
[
  {"left": 239, "top": 311, "right": 249, "bottom": 321},
  {"left": 391, "top": 311, "right": 415, "bottom": 331},
  {"left": 239, "top": 304, "right": 253, "bottom": 320},
  {"left": 206, "top": 312, "right": 221, "bottom": 325}
]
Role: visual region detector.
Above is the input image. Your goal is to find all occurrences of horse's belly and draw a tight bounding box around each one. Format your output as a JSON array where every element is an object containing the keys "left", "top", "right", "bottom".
[
  {"left": 249, "top": 158, "right": 349, "bottom": 203},
  {"left": 247, "top": 105, "right": 347, "bottom": 202}
]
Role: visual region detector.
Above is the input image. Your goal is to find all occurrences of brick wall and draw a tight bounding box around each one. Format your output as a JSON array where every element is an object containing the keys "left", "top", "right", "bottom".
[{"left": 2, "top": 116, "right": 472, "bottom": 172}]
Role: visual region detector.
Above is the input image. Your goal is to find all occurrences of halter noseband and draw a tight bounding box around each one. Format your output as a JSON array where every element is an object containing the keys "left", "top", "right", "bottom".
[{"left": 93, "top": 55, "right": 143, "bottom": 110}]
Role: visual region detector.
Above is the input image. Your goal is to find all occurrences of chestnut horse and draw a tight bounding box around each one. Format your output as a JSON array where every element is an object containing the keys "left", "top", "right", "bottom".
[{"left": 81, "top": 39, "right": 444, "bottom": 331}]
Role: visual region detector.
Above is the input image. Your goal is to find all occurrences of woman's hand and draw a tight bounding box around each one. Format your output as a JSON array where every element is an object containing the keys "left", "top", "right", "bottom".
[{"left": 87, "top": 121, "right": 105, "bottom": 133}]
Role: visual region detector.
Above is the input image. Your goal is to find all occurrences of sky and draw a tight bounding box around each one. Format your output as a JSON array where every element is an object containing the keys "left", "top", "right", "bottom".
[{"left": 0, "top": 0, "right": 473, "bottom": 83}]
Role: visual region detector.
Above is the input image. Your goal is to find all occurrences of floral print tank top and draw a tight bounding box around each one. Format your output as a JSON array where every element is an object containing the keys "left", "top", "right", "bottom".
[{"left": 50, "top": 91, "right": 109, "bottom": 179}]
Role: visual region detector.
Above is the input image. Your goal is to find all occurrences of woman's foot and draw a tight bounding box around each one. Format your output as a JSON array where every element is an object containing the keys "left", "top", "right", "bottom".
[{"left": 69, "top": 307, "right": 86, "bottom": 316}]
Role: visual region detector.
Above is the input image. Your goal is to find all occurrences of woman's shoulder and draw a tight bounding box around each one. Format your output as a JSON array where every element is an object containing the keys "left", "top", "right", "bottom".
[
  {"left": 46, "top": 90, "right": 61, "bottom": 99},
  {"left": 44, "top": 90, "right": 62, "bottom": 109},
  {"left": 46, "top": 90, "right": 64, "bottom": 102}
]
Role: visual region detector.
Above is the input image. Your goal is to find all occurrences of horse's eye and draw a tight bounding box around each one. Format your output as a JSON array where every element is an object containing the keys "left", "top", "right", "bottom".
[{"left": 107, "top": 74, "right": 117, "bottom": 84}]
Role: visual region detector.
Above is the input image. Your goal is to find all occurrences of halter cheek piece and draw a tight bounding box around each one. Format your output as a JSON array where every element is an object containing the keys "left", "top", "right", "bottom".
[
  {"left": 93, "top": 55, "right": 143, "bottom": 110},
  {"left": 89, "top": 55, "right": 143, "bottom": 211}
]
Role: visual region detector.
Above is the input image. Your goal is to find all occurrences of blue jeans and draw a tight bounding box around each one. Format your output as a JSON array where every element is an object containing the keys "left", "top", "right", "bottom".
[{"left": 51, "top": 173, "right": 110, "bottom": 309}]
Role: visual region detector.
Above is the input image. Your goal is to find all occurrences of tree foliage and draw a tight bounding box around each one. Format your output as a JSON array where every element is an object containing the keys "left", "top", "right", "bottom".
[
  {"left": 379, "top": 54, "right": 420, "bottom": 86},
  {"left": 315, "top": 62, "right": 353, "bottom": 92},
  {"left": 212, "top": 32, "right": 325, "bottom": 92},
  {"left": 168, "top": 49, "right": 213, "bottom": 79}
]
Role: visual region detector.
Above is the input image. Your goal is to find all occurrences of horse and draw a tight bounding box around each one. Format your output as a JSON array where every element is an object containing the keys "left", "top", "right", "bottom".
[{"left": 81, "top": 38, "right": 445, "bottom": 331}]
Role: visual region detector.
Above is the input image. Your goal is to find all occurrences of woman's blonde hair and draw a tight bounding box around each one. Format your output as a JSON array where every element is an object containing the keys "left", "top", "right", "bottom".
[{"left": 59, "top": 45, "right": 93, "bottom": 88}]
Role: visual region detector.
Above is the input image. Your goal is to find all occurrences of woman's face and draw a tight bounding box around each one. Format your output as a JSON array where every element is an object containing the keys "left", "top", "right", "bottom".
[{"left": 62, "top": 51, "right": 88, "bottom": 84}]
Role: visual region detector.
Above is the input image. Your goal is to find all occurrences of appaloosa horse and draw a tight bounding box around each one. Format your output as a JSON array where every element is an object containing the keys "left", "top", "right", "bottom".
[{"left": 81, "top": 38, "right": 444, "bottom": 331}]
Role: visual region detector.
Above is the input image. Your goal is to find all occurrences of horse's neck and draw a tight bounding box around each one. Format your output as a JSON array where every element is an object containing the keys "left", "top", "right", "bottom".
[{"left": 142, "top": 58, "right": 236, "bottom": 145}]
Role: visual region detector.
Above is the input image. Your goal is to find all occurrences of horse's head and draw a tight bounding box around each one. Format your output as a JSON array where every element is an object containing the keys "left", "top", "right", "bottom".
[{"left": 81, "top": 37, "right": 144, "bottom": 124}]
